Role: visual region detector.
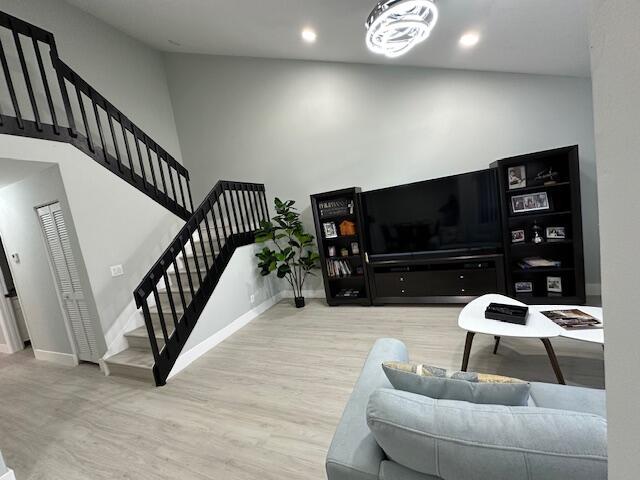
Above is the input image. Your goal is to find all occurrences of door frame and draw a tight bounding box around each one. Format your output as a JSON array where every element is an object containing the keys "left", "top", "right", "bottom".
[{"left": 0, "top": 243, "right": 23, "bottom": 354}]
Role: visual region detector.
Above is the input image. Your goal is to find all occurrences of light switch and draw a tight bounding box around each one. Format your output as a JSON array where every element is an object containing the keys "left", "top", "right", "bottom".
[{"left": 110, "top": 264, "right": 124, "bottom": 277}]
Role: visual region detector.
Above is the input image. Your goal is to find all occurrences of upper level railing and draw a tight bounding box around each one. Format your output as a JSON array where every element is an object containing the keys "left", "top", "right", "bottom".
[
  {"left": 0, "top": 11, "right": 192, "bottom": 220},
  {"left": 134, "top": 181, "right": 268, "bottom": 386}
]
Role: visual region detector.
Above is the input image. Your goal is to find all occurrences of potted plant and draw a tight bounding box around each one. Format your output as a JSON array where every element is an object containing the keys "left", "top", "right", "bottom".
[{"left": 255, "top": 198, "right": 320, "bottom": 308}]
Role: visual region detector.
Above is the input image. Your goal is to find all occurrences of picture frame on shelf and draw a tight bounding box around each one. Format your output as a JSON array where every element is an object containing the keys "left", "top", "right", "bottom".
[
  {"left": 546, "top": 226, "right": 566, "bottom": 240},
  {"left": 351, "top": 242, "right": 360, "bottom": 255},
  {"left": 323, "top": 221, "right": 338, "bottom": 238},
  {"left": 507, "top": 165, "right": 527, "bottom": 190},
  {"left": 511, "top": 229, "right": 526, "bottom": 243},
  {"left": 547, "top": 276, "right": 563, "bottom": 294},
  {"left": 328, "top": 245, "right": 336, "bottom": 257},
  {"left": 511, "top": 191, "right": 551, "bottom": 214},
  {"left": 515, "top": 281, "right": 534, "bottom": 293}
]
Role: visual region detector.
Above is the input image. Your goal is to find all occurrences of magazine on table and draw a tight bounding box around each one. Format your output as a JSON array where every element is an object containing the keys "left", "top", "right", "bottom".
[{"left": 540, "top": 309, "right": 603, "bottom": 330}]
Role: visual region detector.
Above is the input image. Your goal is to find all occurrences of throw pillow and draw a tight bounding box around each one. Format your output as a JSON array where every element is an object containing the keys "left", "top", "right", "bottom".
[{"left": 382, "top": 361, "right": 530, "bottom": 406}]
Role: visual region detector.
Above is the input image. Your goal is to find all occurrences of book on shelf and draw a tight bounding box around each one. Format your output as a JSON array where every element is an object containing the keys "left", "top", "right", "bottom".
[
  {"left": 326, "top": 258, "right": 353, "bottom": 277},
  {"left": 540, "top": 309, "right": 603, "bottom": 330},
  {"left": 518, "top": 257, "right": 562, "bottom": 269},
  {"left": 336, "top": 288, "right": 360, "bottom": 298}
]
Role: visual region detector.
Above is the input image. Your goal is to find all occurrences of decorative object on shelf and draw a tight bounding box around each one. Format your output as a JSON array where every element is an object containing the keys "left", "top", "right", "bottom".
[
  {"left": 323, "top": 221, "right": 338, "bottom": 238},
  {"left": 546, "top": 276, "right": 563, "bottom": 294},
  {"left": 340, "top": 247, "right": 349, "bottom": 257},
  {"left": 318, "top": 198, "right": 353, "bottom": 218},
  {"left": 339, "top": 220, "right": 357, "bottom": 236},
  {"left": 532, "top": 222, "right": 544, "bottom": 244},
  {"left": 515, "top": 281, "right": 533, "bottom": 293},
  {"left": 328, "top": 245, "right": 337, "bottom": 257},
  {"left": 546, "top": 226, "right": 566, "bottom": 240},
  {"left": 255, "top": 198, "right": 320, "bottom": 308},
  {"left": 365, "top": 0, "right": 439, "bottom": 58},
  {"left": 511, "top": 229, "right": 525, "bottom": 243},
  {"left": 351, "top": 241, "right": 360, "bottom": 255},
  {"left": 511, "top": 191, "right": 550, "bottom": 214},
  {"left": 507, "top": 165, "right": 527, "bottom": 190},
  {"left": 518, "top": 257, "right": 562, "bottom": 269},
  {"left": 336, "top": 288, "right": 361, "bottom": 298},
  {"left": 535, "top": 167, "right": 559, "bottom": 185}
]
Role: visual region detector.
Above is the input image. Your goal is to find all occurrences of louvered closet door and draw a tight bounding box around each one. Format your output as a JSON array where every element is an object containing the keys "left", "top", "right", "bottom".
[{"left": 37, "top": 203, "right": 98, "bottom": 362}]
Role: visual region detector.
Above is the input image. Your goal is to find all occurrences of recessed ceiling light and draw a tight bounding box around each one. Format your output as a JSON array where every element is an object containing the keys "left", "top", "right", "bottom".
[
  {"left": 301, "top": 28, "right": 317, "bottom": 43},
  {"left": 459, "top": 31, "right": 480, "bottom": 48},
  {"left": 365, "top": 0, "right": 439, "bottom": 58}
]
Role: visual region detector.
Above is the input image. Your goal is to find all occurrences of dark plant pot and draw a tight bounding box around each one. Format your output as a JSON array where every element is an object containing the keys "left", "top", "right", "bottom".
[{"left": 294, "top": 296, "right": 305, "bottom": 308}]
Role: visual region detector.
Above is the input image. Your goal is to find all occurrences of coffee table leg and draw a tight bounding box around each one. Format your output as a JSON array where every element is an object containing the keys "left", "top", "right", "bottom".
[
  {"left": 461, "top": 332, "right": 475, "bottom": 371},
  {"left": 541, "top": 338, "right": 566, "bottom": 385},
  {"left": 493, "top": 336, "right": 501, "bottom": 355}
]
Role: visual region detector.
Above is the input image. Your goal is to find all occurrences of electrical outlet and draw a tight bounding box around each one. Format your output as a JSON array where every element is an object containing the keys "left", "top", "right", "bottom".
[
  {"left": 110, "top": 264, "right": 124, "bottom": 277},
  {"left": 250, "top": 294, "right": 255, "bottom": 304}
]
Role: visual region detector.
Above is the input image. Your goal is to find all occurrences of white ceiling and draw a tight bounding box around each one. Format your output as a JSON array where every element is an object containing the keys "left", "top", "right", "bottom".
[
  {"left": 65, "top": 0, "right": 591, "bottom": 77},
  {"left": 0, "top": 158, "right": 52, "bottom": 190}
]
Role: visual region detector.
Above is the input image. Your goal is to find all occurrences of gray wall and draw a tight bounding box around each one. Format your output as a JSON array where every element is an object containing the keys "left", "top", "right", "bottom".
[
  {"left": 163, "top": 54, "right": 600, "bottom": 289},
  {"left": 0, "top": 135, "right": 185, "bottom": 344},
  {"left": 0, "top": 0, "right": 183, "bottom": 161},
  {"left": 590, "top": 1, "right": 640, "bottom": 477},
  {"left": 0, "top": 165, "right": 98, "bottom": 356}
]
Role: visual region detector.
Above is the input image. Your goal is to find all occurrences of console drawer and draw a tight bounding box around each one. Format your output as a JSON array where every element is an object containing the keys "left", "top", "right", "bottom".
[{"left": 374, "top": 272, "right": 428, "bottom": 297}]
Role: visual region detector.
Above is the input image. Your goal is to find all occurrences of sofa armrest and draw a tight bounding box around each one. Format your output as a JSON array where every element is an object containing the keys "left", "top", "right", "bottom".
[
  {"left": 367, "top": 388, "right": 607, "bottom": 480},
  {"left": 326, "top": 338, "right": 409, "bottom": 480}
]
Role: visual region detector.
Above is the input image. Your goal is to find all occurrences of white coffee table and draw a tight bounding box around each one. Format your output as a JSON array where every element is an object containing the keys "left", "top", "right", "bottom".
[{"left": 458, "top": 294, "right": 604, "bottom": 384}]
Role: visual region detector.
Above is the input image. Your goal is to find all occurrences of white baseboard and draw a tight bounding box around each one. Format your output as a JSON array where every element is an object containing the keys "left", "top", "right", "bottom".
[
  {"left": 0, "top": 468, "right": 16, "bottom": 480},
  {"left": 167, "top": 291, "right": 286, "bottom": 380},
  {"left": 33, "top": 349, "right": 78, "bottom": 366},
  {"left": 281, "top": 289, "right": 325, "bottom": 299},
  {"left": 0, "top": 343, "right": 13, "bottom": 354},
  {"left": 102, "top": 299, "right": 145, "bottom": 361}
]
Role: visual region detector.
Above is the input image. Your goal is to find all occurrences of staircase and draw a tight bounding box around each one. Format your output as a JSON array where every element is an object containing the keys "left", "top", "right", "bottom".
[{"left": 0, "top": 12, "right": 269, "bottom": 386}]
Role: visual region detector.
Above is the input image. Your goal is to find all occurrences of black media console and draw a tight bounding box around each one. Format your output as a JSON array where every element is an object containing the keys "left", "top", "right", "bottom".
[
  {"left": 369, "top": 253, "right": 505, "bottom": 304},
  {"left": 310, "top": 146, "right": 586, "bottom": 306}
]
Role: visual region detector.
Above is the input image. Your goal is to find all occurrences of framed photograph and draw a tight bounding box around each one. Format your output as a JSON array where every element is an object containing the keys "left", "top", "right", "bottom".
[
  {"left": 515, "top": 281, "right": 533, "bottom": 293},
  {"left": 511, "top": 191, "right": 550, "bottom": 214},
  {"left": 546, "top": 226, "right": 566, "bottom": 240},
  {"left": 323, "top": 221, "right": 338, "bottom": 239},
  {"left": 511, "top": 229, "right": 526, "bottom": 243},
  {"left": 547, "top": 276, "right": 563, "bottom": 293},
  {"left": 508, "top": 165, "right": 527, "bottom": 190},
  {"left": 351, "top": 242, "right": 360, "bottom": 255}
]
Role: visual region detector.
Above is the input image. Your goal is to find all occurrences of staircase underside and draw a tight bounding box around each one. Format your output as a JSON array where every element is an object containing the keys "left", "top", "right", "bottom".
[{"left": 105, "top": 221, "right": 247, "bottom": 383}]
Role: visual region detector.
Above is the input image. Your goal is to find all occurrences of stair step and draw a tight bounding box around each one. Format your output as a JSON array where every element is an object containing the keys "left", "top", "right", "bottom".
[
  {"left": 125, "top": 326, "right": 165, "bottom": 350},
  {"left": 105, "top": 347, "right": 155, "bottom": 384}
]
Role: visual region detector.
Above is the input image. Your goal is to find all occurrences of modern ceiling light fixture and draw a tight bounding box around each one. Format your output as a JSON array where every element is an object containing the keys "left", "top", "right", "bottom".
[{"left": 365, "top": 0, "right": 439, "bottom": 58}]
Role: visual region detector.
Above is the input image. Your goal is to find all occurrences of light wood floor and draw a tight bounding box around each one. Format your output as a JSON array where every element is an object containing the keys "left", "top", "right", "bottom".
[{"left": 0, "top": 299, "right": 604, "bottom": 480}]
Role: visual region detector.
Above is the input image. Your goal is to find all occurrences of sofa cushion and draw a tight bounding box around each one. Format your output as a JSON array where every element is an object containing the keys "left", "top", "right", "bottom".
[
  {"left": 383, "top": 361, "right": 530, "bottom": 406},
  {"left": 529, "top": 382, "right": 606, "bottom": 417},
  {"left": 367, "top": 388, "right": 607, "bottom": 480},
  {"left": 326, "top": 339, "right": 410, "bottom": 480}
]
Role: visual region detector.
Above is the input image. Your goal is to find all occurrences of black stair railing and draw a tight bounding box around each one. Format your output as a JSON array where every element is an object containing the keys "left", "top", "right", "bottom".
[
  {"left": 0, "top": 11, "right": 192, "bottom": 220},
  {"left": 134, "top": 181, "right": 269, "bottom": 386}
]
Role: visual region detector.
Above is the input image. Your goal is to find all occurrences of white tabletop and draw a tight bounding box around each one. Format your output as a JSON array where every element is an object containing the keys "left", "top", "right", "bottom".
[{"left": 458, "top": 294, "right": 604, "bottom": 344}]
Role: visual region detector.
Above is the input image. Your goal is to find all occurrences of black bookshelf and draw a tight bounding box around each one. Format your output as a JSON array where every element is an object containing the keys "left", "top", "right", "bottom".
[
  {"left": 492, "top": 145, "right": 586, "bottom": 304},
  {"left": 310, "top": 187, "right": 372, "bottom": 306}
]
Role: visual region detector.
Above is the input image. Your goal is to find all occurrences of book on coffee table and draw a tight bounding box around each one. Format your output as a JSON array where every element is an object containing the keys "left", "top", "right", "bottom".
[{"left": 540, "top": 309, "right": 603, "bottom": 330}]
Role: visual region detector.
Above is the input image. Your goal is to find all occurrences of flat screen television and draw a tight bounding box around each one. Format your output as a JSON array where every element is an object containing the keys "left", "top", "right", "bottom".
[{"left": 361, "top": 169, "right": 502, "bottom": 259}]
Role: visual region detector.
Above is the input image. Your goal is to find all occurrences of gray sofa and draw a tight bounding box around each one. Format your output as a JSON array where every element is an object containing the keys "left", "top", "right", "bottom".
[{"left": 326, "top": 338, "right": 607, "bottom": 480}]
